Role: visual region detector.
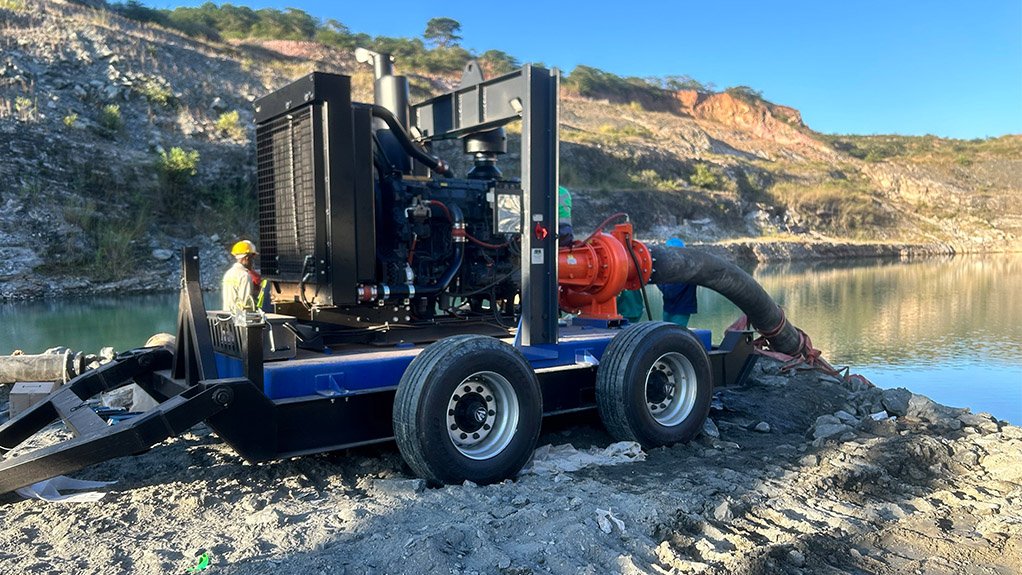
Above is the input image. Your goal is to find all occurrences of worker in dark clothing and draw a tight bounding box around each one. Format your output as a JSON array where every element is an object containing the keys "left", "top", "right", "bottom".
[
  {"left": 658, "top": 237, "right": 697, "bottom": 326},
  {"left": 617, "top": 237, "right": 697, "bottom": 325}
]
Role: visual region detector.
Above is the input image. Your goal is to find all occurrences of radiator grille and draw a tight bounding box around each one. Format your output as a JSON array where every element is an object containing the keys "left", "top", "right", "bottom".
[{"left": 256, "top": 107, "right": 317, "bottom": 280}]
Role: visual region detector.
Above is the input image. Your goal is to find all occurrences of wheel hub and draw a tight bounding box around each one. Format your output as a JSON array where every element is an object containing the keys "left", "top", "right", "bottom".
[
  {"left": 644, "top": 352, "right": 698, "bottom": 426},
  {"left": 452, "top": 392, "right": 489, "bottom": 433},
  {"left": 645, "top": 368, "right": 674, "bottom": 406},
  {"left": 447, "top": 379, "right": 498, "bottom": 447}
]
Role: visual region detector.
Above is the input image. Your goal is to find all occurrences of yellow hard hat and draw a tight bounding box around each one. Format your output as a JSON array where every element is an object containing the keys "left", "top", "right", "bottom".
[{"left": 231, "top": 240, "right": 258, "bottom": 257}]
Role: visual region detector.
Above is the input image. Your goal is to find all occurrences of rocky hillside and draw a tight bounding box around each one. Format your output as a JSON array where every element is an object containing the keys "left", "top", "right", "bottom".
[{"left": 1, "top": 0, "right": 1019, "bottom": 298}]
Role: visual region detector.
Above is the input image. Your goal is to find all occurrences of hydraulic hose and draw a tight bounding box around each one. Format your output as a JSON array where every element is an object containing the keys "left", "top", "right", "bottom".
[
  {"left": 624, "top": 231, "right": 653, "bottom": 321},
  {"left": 357, "top": 103, "right": 454, "bottom": 177},
  {"left": 648, "top": 245, "right": 804, "bottom": 356},
  {"left": 413, "top": 241, "right": 464, "bottom": 297}
]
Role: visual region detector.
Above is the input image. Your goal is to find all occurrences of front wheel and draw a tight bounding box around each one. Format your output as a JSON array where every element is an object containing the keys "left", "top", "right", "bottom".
[
  {"left": 596, "top": 322, "right": 713, "bottom": 447},
  {"left": 393, "top": 335, "right": 542, "bottom": 485}
]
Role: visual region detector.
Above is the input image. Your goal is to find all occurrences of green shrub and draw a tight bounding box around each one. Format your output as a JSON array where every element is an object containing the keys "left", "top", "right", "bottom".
[
  {"left": 136, "top": 77, "right": 174, "bottom": 107},
  {"left": 690, "top": 163, "right": 720, "bottom": 189},
  {"left": 724, "top": 85, "right": 764, "bottom": 102},
  {"left": 479, "top": 50, "right": 519, "bottom": 75},
  {"left": 655, "top": 75, "right": 711, "bottom": 92},
  {"left": 565, "top": 65, "right": 656, "bottom": 100},
  {"left": 314, "top": 19, "right": 365, "bottom": 49},
  {"left": 159, "top": 147, "right": 199, "bottom": 181},
  {"left": 60, "top": 196, "right": 150, "bottom": 281},
  {"left": 63, "top": 112, "right": 79, "bottom": 128},
  {"left": 207, "top": 178, "right": 258, "bottom": 235},
  {"left": 156, "top": 147, "right": 200, "bottom": 215},
  {"left": 824, "top": 135, "right": 907, "bottom": 162},
  {"left": 597, "top": 123, "right": 652, "bottom": 140},
  {"left": 99, "top": 104, "right": 123, "bottom": 133},
  {"left": 215, "top": 110, "right": 244, "bottom": 140},
  {"left": 14, "top": 96, "right": 35, "bottom": 121},
  {"left": 630, "top": 169, "right": 684, "bottom": 191},
  {"left": 0, "top": 0, "right": 26, "bottom": 11},
  {"left": 92, "top": 225, "right": 144, "bottom": 280}
]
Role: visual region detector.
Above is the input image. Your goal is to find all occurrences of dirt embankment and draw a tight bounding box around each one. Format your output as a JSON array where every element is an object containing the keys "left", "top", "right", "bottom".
[
  {"left": 0, "top": 359, "right": 1018, "bottom": 574},
  {"left": 674, "top": 90, "right": 830, "bottom": 155}
]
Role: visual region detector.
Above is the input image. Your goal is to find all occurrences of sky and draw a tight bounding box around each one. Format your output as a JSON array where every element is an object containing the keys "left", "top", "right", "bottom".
[{"left": 147, "top": 0, "right": 1022, "bottom": 139}]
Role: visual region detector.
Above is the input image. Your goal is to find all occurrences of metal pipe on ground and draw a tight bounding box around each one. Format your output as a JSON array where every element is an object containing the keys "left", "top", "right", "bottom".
[
  {"left": 648, "top": 244, "right": 804, "bottom": 357},
  {"left": 0, "top": 350, "right": 82, "bottom": 385},
  {"left": 0, "top": 335, "right": 173, "bottom": 388}
]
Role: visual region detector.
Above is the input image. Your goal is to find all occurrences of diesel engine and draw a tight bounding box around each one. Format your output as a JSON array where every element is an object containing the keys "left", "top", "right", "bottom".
[{"left": 253, "top": 50, "right": 528, "bottom": 342}]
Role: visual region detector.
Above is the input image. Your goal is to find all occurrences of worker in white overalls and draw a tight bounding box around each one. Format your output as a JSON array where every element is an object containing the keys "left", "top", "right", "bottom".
[{"left": 222, "top": 240, "right": 266, "bottom": 313}]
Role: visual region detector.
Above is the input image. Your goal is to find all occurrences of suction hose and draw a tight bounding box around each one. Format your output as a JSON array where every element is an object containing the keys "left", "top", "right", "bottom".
[{"left": 648, "top": 245, "right": 804, "bottom": 356}]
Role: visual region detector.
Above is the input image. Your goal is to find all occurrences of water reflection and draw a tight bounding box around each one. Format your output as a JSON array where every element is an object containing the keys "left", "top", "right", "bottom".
[
  {"left": 1, "top": 255, "right": 1019, "bottom": 422},
  {"left": 754, "top": 255, "right": 1020, "bottom": 366},
  {"left": 678, "top": 254, "right": 1022, "bottom": 422}
]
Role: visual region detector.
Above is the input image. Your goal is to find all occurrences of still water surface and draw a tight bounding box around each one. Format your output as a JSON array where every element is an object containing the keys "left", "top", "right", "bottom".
[{"left": 2, "top": 255, "right": 1020, "bottom": 423}]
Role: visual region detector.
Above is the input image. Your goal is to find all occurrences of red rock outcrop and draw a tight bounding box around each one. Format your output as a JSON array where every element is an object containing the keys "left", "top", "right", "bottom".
[{"left": 675, "top": 89, "right": 827, "bottom": 151}]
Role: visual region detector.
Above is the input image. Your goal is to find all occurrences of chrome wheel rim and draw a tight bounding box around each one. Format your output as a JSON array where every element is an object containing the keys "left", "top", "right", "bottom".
[
  {"left": 447, "top": 371, "right": 519, "bottom": 460},
  {"left": 644, "top": 352, "right": 698, "bottom": 427}
]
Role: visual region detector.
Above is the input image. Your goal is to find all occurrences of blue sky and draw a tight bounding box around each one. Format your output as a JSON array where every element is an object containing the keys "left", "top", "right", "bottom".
[{"left": 148, "top": 0, "right": 1022, "bottom": 138}]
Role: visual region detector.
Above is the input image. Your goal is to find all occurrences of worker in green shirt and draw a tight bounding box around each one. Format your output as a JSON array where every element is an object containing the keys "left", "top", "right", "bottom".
[{"left": 557, "top": 185, "right": 573, "bottom": 244}]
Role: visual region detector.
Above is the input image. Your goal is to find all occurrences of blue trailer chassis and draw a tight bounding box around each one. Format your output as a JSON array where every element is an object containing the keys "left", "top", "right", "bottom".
[{"left": 0, "top": 254, "right": 755, "bottom": 494}]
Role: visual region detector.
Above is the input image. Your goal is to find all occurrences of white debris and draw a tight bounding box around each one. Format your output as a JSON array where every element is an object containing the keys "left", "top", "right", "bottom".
[
  {"left": 595, "top": 508, "right": 626, "bottom": 534},
  {"left": 16, "top": 476, "right": 116, "bottom": 502},
  {"left": 520, "top": 441, "right": 646, "bottom": 476}
]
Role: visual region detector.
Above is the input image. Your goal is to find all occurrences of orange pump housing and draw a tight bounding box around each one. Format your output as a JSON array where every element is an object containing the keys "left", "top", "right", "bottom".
[{"left": 557, "top": 222, "right": 652, "bottom": 319}]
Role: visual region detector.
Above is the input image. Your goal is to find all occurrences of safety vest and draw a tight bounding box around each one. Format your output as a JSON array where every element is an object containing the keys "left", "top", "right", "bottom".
[{"left": 222, "top": 262, "right": 261, "bottom": 312}]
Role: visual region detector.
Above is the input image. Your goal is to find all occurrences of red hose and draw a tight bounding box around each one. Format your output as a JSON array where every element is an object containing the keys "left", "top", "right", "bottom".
[
  {"left": 425, "top": 200, "right": 508, "bottom": 249},
  {"left": 583, "top": 212, "right": 629, "bottom": 244},
  {"left": 407, "top": 235, "right": 418, "bottom": 264}
]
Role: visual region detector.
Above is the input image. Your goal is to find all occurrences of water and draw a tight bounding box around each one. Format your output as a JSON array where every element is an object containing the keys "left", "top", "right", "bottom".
[{"left": 2, "top": 255, "right": 1020, "bottom": 423}]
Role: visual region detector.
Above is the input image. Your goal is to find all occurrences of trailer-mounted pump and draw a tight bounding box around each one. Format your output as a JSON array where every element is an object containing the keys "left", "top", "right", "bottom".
[{"left": 0, "top": 54, "right": 760, "bottom": 492}]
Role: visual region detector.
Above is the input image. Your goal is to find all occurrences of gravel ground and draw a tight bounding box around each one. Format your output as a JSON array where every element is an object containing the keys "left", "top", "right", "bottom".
[{"left": 0, "top": 359, "right": 1019, "bottom": 574}]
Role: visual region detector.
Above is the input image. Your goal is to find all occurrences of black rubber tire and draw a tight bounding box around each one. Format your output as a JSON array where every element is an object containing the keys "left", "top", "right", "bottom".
[
  {"left": 596, "top": 321, "right": 713, "bottom": 447},
  {"left": 393, "top": 335, "right": 542, "bottom": 485}
]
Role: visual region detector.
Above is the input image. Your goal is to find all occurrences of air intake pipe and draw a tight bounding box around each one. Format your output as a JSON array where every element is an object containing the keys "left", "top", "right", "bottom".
[
  {"left": 648, "top": 245, "right": 804, "bottom": 356},
  {"left": 354, "top": 103, "right": 453, "bottom": 177}
]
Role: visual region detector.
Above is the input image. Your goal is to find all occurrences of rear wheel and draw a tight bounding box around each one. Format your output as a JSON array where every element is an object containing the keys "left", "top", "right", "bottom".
[
  {"left": 393, "top": 335, "right": 542, "bottom": 485},
  {"left": 596, "top": 322, "right": 713, "bottom": 447}
]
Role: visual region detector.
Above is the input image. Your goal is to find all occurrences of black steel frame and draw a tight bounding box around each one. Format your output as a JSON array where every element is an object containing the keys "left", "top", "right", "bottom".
[{"left": 410, "top": 65, "right": 561, "bottom": 345}]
